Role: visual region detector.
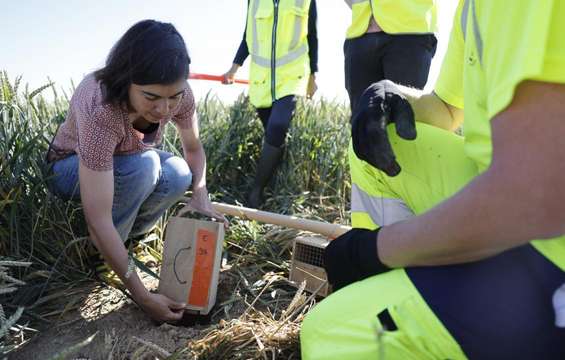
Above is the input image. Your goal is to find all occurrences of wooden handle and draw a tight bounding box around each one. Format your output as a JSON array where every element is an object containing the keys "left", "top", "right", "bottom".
[{"left": 210, "top": 202, "right": 350, "bottom": 239}]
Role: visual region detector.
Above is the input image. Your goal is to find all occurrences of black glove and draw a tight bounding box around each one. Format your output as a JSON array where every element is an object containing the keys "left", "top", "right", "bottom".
[
  {"left": 351, "top": 80, "right": 416, "bottom": 177},
  {"left": 323, "top": 228, "right": 390, "bottom": 291}
]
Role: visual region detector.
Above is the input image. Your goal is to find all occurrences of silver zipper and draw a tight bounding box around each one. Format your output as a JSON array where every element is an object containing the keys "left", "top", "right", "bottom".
[{"left": 271, "top": 0, "right": 279, "bottom": 103}]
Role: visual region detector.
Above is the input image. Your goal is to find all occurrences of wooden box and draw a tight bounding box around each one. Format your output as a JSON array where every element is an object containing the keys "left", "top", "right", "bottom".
[
  {"left": 158, "top": 217, "right": 224, "bottom": 315},
  {"left": 289, "top": 236, "right": 331, "bottom": 297}
]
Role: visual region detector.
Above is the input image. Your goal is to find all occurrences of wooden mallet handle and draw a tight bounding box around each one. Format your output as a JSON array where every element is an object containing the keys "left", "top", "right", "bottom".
[
  {"left": 211, "top": 202, "right": 350, "bottom": 239},
  {"left": 180, "top": 198, "right": 349, "bottom": 239}
]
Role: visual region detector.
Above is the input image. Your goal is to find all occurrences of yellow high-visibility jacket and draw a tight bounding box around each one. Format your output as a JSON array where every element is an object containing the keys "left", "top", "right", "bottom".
[
  {"left": 246, "top": 0, "right": 311, "bottom": 108},
  {"left": 347, "top": 0, "right": 437, "bottom": 39}
]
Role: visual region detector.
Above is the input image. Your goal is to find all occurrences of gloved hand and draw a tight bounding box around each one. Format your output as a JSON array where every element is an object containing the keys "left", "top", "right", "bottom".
[
  {"left": 323, "top": 228, "right": 390, "bottom": 291},
  {"left": 351, "top": 80, "right": 416, "bottom": 177}
]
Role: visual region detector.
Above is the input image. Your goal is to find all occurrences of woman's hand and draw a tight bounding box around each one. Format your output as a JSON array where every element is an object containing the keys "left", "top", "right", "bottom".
[
  {"left": 176, "top": 121, "right": 227, "bottom": 227},
  {"left": 222, "top": 64, "right": 240, "bottom": 85},
  {"left": 189, "top": 187, "right": 229, "bottom": 228},
  {"left": 307, "top": 74, "right": 317, "bottom": 99},
  {"left": 138, "top": 292, "right": 186, "bottom": 323}
]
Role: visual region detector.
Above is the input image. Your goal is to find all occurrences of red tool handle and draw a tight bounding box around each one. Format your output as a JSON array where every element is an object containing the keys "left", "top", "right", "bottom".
[{"left": 189, "top": 73, "right": 249, "bottom": 85}]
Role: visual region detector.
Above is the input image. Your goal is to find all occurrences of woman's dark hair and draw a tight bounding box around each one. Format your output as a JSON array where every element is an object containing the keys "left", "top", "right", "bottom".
[{"left": 95, "top": 20, "right": 190, "bottom": 105}]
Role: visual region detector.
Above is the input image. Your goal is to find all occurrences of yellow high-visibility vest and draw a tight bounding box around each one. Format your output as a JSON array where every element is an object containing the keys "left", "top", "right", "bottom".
[
  {"left": 246, "top": 0, "right": 311, "bottom": 108},
  {"left": 347, "top": 0, "right": 437, "bottom": 39}
]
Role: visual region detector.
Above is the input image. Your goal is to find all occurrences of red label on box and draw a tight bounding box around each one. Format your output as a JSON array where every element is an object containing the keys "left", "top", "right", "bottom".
[{"left": 188, "top": 229, "right": 217, "bottom": 307}]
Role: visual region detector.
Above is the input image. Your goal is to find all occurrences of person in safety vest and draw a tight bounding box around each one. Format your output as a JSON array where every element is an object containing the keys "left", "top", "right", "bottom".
[
  {"left": 344, "top": 0, "right": 437, "bottom": 115},
  {"left": 301, "top": 0, "right": 565, "bottom": 359},
  {"left": 222, "top": 0, "right": 318, "bottom": 209}
]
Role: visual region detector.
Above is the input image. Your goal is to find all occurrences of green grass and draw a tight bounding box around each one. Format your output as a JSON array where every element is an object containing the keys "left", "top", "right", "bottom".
[
  {"left": 0, "top": 71, "right": 352, "bottom": 356},
  {"left": 164, "top": 92, "right": 352, "bottom": 218}
]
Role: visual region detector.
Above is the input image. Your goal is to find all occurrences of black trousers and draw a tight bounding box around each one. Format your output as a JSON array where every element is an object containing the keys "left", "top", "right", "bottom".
[
  {"left": 256, "top": 95, "right": 297, "bottom": 148},
  {"left": 408, "top": 245, "right": 565, "bottom": 360},
  {"left": 344, "top": 32, "right": 437, "bottom": 115}
]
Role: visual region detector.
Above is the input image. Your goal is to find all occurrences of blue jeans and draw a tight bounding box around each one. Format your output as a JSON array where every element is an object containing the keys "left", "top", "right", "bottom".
[{"left": 47, "top": 150, "right": 192, "bottom": 241}]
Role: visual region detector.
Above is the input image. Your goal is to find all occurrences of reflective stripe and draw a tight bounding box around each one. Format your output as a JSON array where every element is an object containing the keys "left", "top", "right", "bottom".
[
  {"left": 252, "top": 42, "right": 308, "bottom": 68},
  {"left": 471, "top": 0, "right": 483, "bottom": 64},
  {"left": 461, "top": 0, "right": 470, "bottom": 39},
  {"left": 351, "top": 0, "right": 368, "bottom": 3},
  {"left": 289, "top": 0, "right": 305, "bottom": 50},
  {"left": 251, "top": 55, "right": 270, "bottom": 67},
  {"left": 351, "top": 184, "right": 414, "bottom": 226},
  {"left": 461, "top": 0, "right": 483, "bottom": 64},
  {"left": 251, "top": 0, "right": 261, "bottom": 56}
]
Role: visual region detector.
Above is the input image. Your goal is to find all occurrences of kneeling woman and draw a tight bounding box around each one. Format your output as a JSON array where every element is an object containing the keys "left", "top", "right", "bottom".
[{"left": 46, "top": 20, "right": 226, "bottom": 322}]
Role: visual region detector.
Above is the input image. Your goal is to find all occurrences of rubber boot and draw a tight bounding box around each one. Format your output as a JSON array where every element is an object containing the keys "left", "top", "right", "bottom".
[{"left": 247, "top": 142, "right": 283, "bottom": 209}]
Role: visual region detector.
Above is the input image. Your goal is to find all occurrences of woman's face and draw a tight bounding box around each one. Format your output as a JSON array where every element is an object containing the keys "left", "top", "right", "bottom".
[{"left": 128, "top": 78, "right": 187, "bottom": 122}]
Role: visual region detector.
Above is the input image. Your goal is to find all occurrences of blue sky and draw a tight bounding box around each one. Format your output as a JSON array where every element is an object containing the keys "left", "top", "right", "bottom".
[{"left": 2, "top": 1, "right": 457, "bottom": 103}]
